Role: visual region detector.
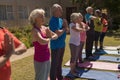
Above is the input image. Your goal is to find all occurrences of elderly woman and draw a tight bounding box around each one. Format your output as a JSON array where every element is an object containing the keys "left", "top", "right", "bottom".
[
  {"left": 0, "top": 27, "right": 27, "bottom": 80},
  {"left": 29, "top": 9, "right": 58, "bottom": 80},
  {"left": 49, "top": 4, "right": 68, "bottom": 80},
  {"left": 85, "top": 6, "right": 96, "bottom": 60}
]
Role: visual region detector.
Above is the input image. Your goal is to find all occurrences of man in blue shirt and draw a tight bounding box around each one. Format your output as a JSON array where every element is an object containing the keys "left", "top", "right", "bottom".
[{"left": 49, "top": 4, "right": 68, "bottom": 80}]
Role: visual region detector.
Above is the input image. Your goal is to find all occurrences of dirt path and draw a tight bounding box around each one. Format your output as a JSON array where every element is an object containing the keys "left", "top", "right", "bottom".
[{"left": 10, "top": 47, "right": 34, "bottom": 62}]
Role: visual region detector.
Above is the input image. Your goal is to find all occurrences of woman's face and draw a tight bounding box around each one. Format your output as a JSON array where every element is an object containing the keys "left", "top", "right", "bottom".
[
  {"left": 35, "top": 14, "right": 45, "bottom": 25},
  {"left": 77, "top": 16, "right": 83, "bottom": 23},
  {"left": 55, "top": 7, "right": 63, "bottom": 17},
  {"left": 88, "top": 8, "right": 93, "bottom": 14}
]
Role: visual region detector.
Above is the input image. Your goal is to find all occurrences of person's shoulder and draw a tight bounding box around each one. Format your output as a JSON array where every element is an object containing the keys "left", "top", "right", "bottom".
[
  {"left": 81, "top": 22, "right": 86, "bottom": 25},
  {"left": 69, "top": 22, "right": 75, "bottom": 26},
  {"left": 85, "top": 13, "right": 90, "bottom": 16}
]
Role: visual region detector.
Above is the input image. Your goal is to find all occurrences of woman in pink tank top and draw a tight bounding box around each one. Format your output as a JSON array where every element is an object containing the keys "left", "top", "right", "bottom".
[
  {"left": 78, "top": 13, "right": 90, "bottom": 64},
  {"left": 29, "top": 9, "right": 58, "bottom": 80}
]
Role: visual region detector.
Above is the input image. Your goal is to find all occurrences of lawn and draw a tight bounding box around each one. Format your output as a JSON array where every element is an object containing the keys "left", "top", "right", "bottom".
[{"left": 11, "top": 34, "right": 120, "bottom": 80}]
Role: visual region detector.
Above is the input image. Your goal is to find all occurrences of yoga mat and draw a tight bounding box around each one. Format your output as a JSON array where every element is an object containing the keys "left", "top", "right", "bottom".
[
  {"left": 82, "top": 49, "right": 118, "bottom": 55},
  {"left": 64, "top": 60, "right": 119, "bottom": 71},
  {"left": 82, "top": 54, "right": 120, "bottom": 63},
  {"left": 103, "top": 46, "right": 120, "bottom": 51},
  {"left": 93, "top": 46, "right": 119, "bottom": 51},
  {"left": 62, "top": 68, "right": 119, "bottom": 80}
]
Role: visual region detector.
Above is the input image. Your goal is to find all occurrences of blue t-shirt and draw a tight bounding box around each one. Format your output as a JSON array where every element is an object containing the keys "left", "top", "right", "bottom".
[
  {"left": 85, "top": 13, "right": 91, "bottom": 22},
  {"left": 49, "top": 16, "right": 66, "bottom": 49},
  {"left": 85, "top": 13, "right": 94, "bottom": 29}
]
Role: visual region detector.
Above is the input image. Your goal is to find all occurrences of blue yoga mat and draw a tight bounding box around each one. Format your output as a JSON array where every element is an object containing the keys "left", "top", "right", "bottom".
[
  {"left": 82, "top": 54, "right": 120, "bottom": 63},
  {"left": 62, "top": 68, "right": 119, "bottom": 80},
  {"left": 82, "top": 49, "right": 118, "bottom": 55}
]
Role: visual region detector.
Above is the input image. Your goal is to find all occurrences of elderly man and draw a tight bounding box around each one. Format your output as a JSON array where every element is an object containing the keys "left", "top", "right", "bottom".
[{"left": 49, "top": 4, "right": 68, "bottom": 80}]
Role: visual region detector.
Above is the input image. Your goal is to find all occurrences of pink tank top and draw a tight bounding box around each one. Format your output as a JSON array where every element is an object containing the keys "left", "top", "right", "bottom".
[
  {"left": 80, "top": 22, "right": 87, "bottom": 42},
  {"left": 33, "top": 26, "right": 50, "bottom": 62}
]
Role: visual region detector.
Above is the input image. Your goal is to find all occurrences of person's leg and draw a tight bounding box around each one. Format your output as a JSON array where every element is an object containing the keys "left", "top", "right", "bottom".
[
  {"left": 69, "top": 44, "right": 79, "bottom": 75},
  {"left": 44, "top": 60, "right": 50, "bottom": 80},
  {"left": 86, "top": 32, "right": 91, "bottom": 58},
  {"left": 50, "top": 49, "right": 58, "bottom": 80},
  {"left": 86, "top": 30, "right": 94, "bottom": 58},
  {"left": 78, "top": 42, "right": 84, "bottom": 62},
  {"left": 34, "top": 60, "right": 49, "bottom": 80},
  {"left": 94, "top": 31, "right": 101, "bottom": 52},
  {"left": 56, "top": 48, "right": 65, "bottom": 80},
  {"left": 99, "top": 32, "right": 106, "bottom": 49}
]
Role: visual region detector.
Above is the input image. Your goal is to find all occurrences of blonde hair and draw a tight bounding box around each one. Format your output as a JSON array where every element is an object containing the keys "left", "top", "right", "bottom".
[
  {"left": 86, "top": 6, "right": 93, "bottom": 13},
  {"left": 78, "top": 12, "right": 83, "bottom": 19},
  {"left": 28, "top": 9, "right": 45, "bottom": 25},
  {"left": 70, "top": 13, "right": 80, "bottom": 22},
  {"left": 51, "top": 4, "right": 62, "bottom": 15}
]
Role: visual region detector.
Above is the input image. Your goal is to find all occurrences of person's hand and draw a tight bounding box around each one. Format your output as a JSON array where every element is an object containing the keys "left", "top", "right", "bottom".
[
  {"left": 63, "top": 19, "right": 69, "bottom": 32},
  {"left": 46, "top": 28, "right": 52, "bottom": 38},
  {"left": 2, "top": 33, "right": 15, "bottom": 58}
]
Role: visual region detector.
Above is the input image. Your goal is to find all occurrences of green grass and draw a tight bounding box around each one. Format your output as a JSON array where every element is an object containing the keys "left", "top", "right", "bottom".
[{"left": 11, "top": 34, "right": 120, "bottom": 80}]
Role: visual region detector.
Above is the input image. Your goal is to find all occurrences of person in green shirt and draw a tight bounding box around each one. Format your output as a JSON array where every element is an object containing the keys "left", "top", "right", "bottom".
[{"left": 94, "top": 9, "right": 103, "bottom": 52}]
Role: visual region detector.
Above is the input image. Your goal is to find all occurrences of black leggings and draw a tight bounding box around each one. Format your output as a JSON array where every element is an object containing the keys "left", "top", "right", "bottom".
[
  {"left": 50, "top": 48, "right": 65, "bottom": 80},
  {"left": 100, "top": 32, "right": 106, "bottom": 42}
]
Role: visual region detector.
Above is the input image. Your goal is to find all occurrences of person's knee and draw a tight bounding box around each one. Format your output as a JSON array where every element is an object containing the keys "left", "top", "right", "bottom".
[{"left": 70, "top": 57, "right": 77, "bottom": 63}]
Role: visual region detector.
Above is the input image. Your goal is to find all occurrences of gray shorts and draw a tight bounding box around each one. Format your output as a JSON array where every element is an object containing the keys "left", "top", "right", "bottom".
[{"left": 34, "top": 60, "right": 50, "bottom": 80}]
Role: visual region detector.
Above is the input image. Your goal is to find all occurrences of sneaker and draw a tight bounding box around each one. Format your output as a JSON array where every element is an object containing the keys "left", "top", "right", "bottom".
[
  {"left": 66, "top": 73, "right": 78, "bottom": 78},
  {"left": 95, "top": 49, "right": 101, "bottom": 52},
  {"left": 87, "top": 56, "right": 95, "bottom": 61}
]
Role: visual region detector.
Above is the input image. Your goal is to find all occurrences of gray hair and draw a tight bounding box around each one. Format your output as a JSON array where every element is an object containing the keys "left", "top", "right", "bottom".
[
  {"left": 86, "top": 6, "right": 93, "bottom": 13},
  {"left": 51, "top": 4, "right": 62, "bottom": 15},
  {"left": 78, "top": 12, "right": 83, "bottom": 19},
  {"left": 70, "top": 13, "right": 80, "bottom": 22},
  {"left": 28, "top": 9, "right": 45, "bottom": 25}
]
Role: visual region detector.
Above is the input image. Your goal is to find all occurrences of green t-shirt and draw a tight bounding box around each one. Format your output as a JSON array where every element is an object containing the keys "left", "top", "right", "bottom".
[{"left": 94, "top": 17, "right": 103, "bottom": 32}]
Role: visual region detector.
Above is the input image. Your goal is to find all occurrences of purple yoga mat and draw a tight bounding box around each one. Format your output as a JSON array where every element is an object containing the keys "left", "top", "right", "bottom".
[{"left": 65, "top": 60, "right": 119, "bottom": 71}]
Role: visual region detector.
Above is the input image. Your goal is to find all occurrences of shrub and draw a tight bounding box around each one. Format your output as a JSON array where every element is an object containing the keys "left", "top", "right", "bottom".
[{"left": 8, "top": 25, "right": 33, "bottom": 48}]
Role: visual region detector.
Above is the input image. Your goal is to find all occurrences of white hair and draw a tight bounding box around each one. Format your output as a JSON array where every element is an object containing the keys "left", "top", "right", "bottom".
[
  {"left": 86, "top": 6, "right": 93, "bottom": 13},
  {"left": 51, "top": 4, "right": 62, "bottom": 15},
  {"left": 78, "top": 12, "right": 83, "bottom": 18},
  {"left": 28, "top": 9, "right": 45, "bottom": 25},
  {"left": 70, "top": 13, "right": 80, "bottom": 22}
]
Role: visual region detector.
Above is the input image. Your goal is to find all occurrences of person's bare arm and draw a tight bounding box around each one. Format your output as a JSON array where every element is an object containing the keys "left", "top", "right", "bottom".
[
  {"left": 71, "top": 25, "right": 84, "bottom": 32},
  {"left": 91, "top": 16, "right": 96, "bottom": 20},
  {"left": 54, "top": 28, "right": 66, "bottom": 37},
  {"left": 0, "top": 54, "right": 11, "bottom": 67},
  {"left": 32, "top": 28, "right": 50, "bottom": 45},
  {"left": 0, "top": 34, "right": 14, "bottom": 67},
  {"left": 14, "top": 43, "right": 27, "bottom": 55}
]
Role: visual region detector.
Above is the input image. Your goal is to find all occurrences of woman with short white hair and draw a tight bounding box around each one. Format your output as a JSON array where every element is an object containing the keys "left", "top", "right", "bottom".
[
  {"left": 29, "top": 8, "right": 58, "bottom": 80},
  {"left": 85, "top": 6, "right": 96, "bottom": 60}
]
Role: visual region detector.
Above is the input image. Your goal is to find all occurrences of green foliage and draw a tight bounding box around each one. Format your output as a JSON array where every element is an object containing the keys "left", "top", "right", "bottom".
[{"left": 8, "top": 25, "right": 33, "bottom": 48}]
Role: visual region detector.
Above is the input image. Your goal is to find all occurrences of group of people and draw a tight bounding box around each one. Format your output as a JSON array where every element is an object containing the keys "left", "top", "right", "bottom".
[
  {"left": 68, "top": 7, "right": 108, "bottom": 77},
  {"left": 0, "top": 3, "right": 108, "bottom": 80},
  {"left": 29, "top": 4, "right": 108, "bottom": 80},
  {"left": 29, "top": 4, "right": 67, "bottom": 80}
]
